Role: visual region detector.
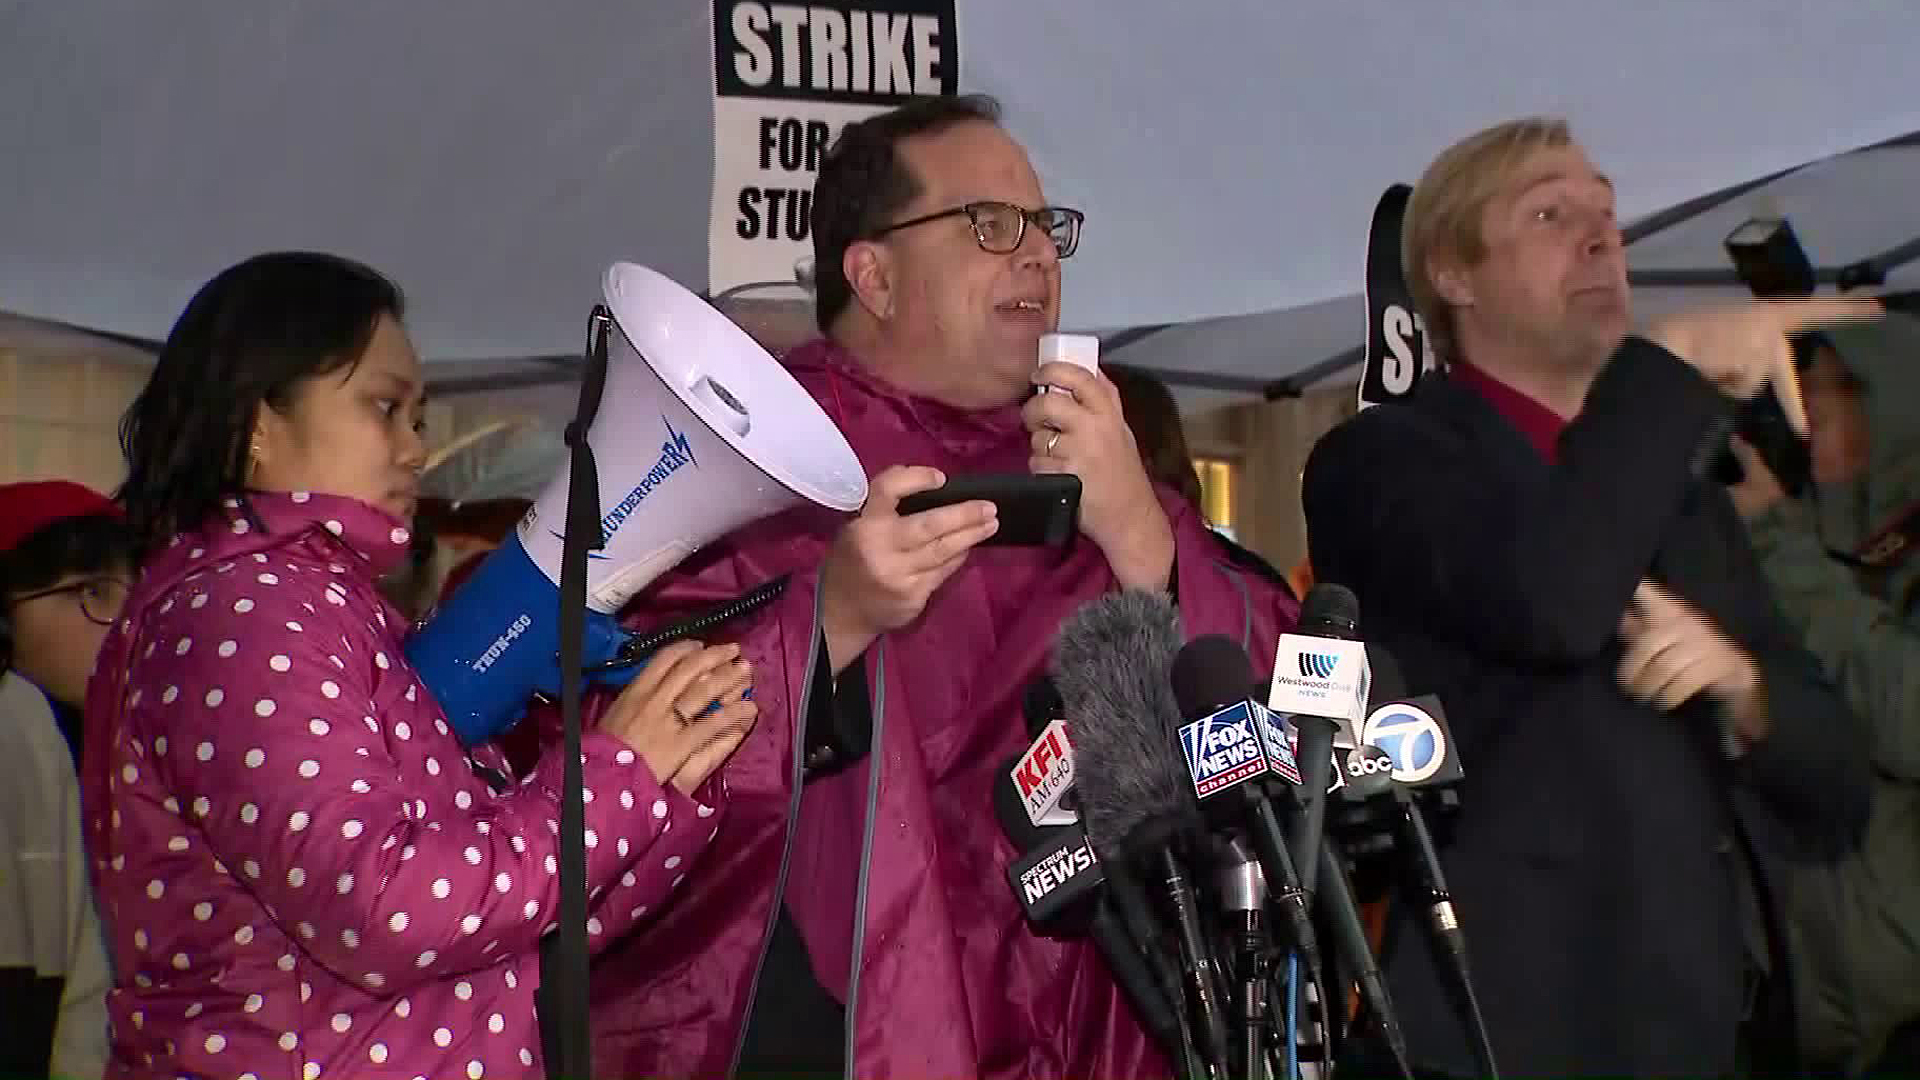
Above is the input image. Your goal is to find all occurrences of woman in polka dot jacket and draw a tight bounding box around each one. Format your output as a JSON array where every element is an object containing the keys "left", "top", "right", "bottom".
[{"left": 82, "top": 252, "right": 759, "bottom": 1080}]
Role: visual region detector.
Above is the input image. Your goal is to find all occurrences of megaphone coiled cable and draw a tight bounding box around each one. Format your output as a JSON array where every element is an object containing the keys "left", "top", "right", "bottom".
[{"left": 588, "top": 574, "right": 792, "bottom": 672}]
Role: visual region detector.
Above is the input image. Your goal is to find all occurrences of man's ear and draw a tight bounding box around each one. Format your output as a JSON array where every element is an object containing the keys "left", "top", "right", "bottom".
[
  {"left": 1430, "top": 259, "right": 1474, "bottom": 308},
  {"left": 845, "top": 240, "right": 895, "bottom": 322}
]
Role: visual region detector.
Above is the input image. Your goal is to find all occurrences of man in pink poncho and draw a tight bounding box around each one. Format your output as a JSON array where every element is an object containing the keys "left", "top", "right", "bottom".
[{"left": 566, "top": 94, "right": 1303, "bottom": 1079}]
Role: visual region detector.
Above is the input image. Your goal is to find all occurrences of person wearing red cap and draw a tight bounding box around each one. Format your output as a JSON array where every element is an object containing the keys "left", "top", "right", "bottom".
[
  {"left": 1, "top": 481, "right": 135, "bottom": 715},
  {"left": 0, "top": 478, "right": 134, "bottom": 1080}
]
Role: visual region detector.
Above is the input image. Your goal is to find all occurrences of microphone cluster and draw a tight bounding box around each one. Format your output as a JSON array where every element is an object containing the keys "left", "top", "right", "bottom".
[{"left": 994, "top": 585, "right": 1498, "bottom": 1080}]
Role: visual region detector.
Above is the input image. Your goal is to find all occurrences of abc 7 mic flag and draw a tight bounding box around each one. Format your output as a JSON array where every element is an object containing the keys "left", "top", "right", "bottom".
[
  {"left": 1359, "top": 183, "right": 1441, "bottom": 411},
  {"left": 1359, "top": 696, "right": 1461, "bottom": 787}
]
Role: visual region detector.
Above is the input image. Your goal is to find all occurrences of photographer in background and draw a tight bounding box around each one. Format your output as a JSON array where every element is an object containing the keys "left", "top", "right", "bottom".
[{"left": 1730, "top": 313, "right": 1920, "bottom": 1077}]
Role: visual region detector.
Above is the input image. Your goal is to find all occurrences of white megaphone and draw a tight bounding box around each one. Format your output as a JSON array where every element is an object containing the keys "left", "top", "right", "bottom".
[{"left": 407, "top": 263, "right": 868, "bottom": 746}]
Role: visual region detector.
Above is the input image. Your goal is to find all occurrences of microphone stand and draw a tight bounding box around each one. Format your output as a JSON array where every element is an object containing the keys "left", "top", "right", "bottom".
[
  {"left": 1107, "top": 860, "right": 1208, "bottom": 1080},
  {"left": 1267, "top": 958, "right": 1303, "bottom": 1080},
  {"left": 1394, "top": 793, "right": 1499, "bottom": 1080},
  {"left": 1321, "top": 836, "right": 1413, "bottom": 1080},
  {"left": 1232, "top": 918, "right": 1276, "bottom": 1080},
  {"left": 1219, "top": 836, "right": 1276, "bottom": 1080},
  {"left": 1151, "top": 840, "right": 1231, "bottom": 1075}
]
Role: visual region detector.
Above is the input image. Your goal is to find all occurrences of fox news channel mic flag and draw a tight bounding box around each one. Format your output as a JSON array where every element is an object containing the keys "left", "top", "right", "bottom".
[
  {"left": 1358, "top": 183, "right": 1441, "bottom": 410},
  {"left": 709, "top": 0, "right": 960, "bottom": 297},
  {"left": 1178, "top": 698, "right": 1302, "bottom": 799}
]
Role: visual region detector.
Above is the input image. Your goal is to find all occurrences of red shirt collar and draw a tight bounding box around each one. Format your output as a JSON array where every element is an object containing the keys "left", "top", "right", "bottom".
[{"left": 1448, "top": 359, "right": 1568, "bottom": 461}]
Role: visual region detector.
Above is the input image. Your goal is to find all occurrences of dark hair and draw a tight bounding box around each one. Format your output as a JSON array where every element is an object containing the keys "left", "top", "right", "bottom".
[
  {"left": 117, "top": 252, "right": 404, "bottom": 554},
  {"left": 0, "top": 513, "right": 138, "bottom": 671},
  {"left": 1106, "top": 364, "right": 1204, "bottom": 510},
  {"left": 811, "top": 93, "right": 1002, "bottom": 332}
]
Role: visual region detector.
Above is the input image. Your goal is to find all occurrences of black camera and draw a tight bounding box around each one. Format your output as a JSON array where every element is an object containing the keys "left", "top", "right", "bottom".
[
  {"left": 1706, "top": 335, "right": 1823, "bottom": 496},
  {"left": 1708, "top": 217, "right": 1817, "bottom": 495}
]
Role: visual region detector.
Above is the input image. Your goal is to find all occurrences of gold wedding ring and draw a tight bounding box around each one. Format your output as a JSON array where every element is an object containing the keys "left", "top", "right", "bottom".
[{"left": 1046, "top": 430, "right": 1060, "bottom": 455}]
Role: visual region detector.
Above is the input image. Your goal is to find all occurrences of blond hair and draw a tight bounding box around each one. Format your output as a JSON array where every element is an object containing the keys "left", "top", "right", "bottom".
[{"left": 1403, "top": 116, "right": 1572, "bottom": 361}]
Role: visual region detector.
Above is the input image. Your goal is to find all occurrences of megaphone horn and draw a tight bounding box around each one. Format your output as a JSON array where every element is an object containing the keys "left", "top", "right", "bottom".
[
  {"left": 521, "top": 263, "right": 867, "bottom": 611},
  {"left": 407, "top": 262, "right": 869, "bottom": 746}
]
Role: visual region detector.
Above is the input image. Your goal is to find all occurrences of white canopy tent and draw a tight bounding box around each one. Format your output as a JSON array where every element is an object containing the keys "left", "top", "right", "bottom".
[
  {"left": 4, "top": 0, "right": 1919, "bottom": 416},
  {"left": 1129, "top": 136, "right": 1920, "bottom": 412}
]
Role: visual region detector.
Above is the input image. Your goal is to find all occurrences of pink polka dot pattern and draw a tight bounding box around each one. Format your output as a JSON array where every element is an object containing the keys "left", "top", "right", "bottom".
[{"left": 81, "top": 492, "right": 723, "bottom": 1078}]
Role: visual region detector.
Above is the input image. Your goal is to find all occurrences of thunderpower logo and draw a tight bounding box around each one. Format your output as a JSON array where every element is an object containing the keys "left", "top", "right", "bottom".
[
  {"left": 550, "top": 417, "right": 698, "bottom": 554},
  {"left": 1298, "top": 652, "right": 1339, "bottom": 679}
]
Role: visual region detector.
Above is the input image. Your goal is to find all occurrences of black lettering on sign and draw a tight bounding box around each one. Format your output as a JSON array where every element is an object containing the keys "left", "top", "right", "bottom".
[
  {"left": 736, "top": 186, "right": 815, "bottom": 241},
  {"left": 1360, "top": 183, "right": 1442, "bottom": 409},
  {"left": 756, "top": 117, "right": 837, "bottom": 172},
  {"left": 716, "top": 1, "right": 959, "bottom": 105},
  {"left": 1377, "top": 305, "right": 1435, "bottom": 397}
]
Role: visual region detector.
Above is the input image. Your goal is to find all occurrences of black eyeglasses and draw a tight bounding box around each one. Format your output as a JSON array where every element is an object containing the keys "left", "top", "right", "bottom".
[
  {"left": 9, "top": 576, "right": 129, "bottom": 628},
  {"left": 867, "top": 201, "right": 1084, "bottom": 259}
]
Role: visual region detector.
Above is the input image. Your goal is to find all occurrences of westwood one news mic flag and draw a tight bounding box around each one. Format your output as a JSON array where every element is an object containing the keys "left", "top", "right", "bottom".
[
  {"left": 1268, "top": 596, "right": 1372, "bottom": 747},
  {"left": 1268, "top": 584, "right": 1371, "bottom": 895}
]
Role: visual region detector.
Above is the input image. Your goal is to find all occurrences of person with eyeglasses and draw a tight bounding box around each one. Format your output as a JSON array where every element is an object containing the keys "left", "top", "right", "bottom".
[
  {"left": 567, "top": 93, "right": 1302, "bottom": 1080},
  {"left": 0, "top": 479, "right": 132, "bottom": 1080}
]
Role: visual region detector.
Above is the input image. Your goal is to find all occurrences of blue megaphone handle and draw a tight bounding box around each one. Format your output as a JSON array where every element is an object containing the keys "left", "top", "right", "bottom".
[
  {"left": 408, "top": 534, "right": 774, "bottom": 747},
  {"left": 407, "top": 534, "right": 634, "bottom": 747}
]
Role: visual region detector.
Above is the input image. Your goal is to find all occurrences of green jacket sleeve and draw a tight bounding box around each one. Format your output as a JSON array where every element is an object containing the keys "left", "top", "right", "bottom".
[{"left": 1748, "top": 497, "right": 1920, "bottom": 782}]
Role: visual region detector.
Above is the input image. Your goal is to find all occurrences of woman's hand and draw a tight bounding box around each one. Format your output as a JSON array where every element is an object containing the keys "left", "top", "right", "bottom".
[{"left": 598, "top": 640, "right": 757, "bottom": 794}]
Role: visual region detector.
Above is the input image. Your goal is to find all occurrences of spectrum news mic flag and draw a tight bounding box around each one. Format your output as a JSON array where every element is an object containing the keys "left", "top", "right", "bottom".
[
  {"left": 992, "top": 761, "right": 1187, "bottom": 1063},
  {"left": 998, "top": 674, "right": 1086, "bottom": 928},
  {"left": 999, "top": 671, "right": 1199, "bottom": 1072},
  {"left": 1358, "top": 183, "right": 1441, "bottom": 411}
]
